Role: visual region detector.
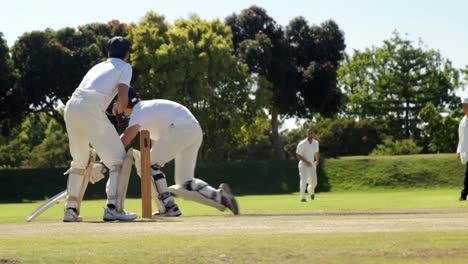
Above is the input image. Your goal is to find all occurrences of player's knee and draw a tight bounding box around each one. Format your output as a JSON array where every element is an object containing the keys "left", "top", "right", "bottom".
[{"left": 151, "top": 164, "right": 166, "bottom": 180}]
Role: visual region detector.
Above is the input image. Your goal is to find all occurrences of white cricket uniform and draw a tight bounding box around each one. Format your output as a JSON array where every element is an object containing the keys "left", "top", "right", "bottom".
[
  {"left": 129, "top": 99, "right": 202, "bottom": 184},
  {"left": 296, "top": 138, "right": 319, "bottom": 198},
  {"left": 64, "top": 58, "right": 132, "bottom": 208},
  {"left": 457, "top": 115, "right": 468, "bottom": 163}
]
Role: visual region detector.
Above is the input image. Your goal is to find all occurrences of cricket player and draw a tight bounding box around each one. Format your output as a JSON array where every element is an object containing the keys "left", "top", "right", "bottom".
[
  {"left": 295, "top": 128, "right": 320, "bottom": 202},
  {"left": 118, "top": 96, "right": 239, "bottom": 216},
  {"left": 63, "top": 36, "right": 137, "bottom": 222},
  {"left": 457, "top": 97, "right": 468, "bottom": 201}
]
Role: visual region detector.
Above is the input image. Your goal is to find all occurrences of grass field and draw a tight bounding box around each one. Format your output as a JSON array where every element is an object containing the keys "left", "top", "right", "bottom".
[{"left": 1, "top": 189, "right": 468, "bottom": 263}]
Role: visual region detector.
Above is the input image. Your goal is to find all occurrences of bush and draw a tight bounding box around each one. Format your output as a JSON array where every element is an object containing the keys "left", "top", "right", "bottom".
[
  {"left": 309, "top": 118, "right": 384, "bottom": 157},
  {"left": 371, "top": 138, "right": 422, "bottom": 155}
]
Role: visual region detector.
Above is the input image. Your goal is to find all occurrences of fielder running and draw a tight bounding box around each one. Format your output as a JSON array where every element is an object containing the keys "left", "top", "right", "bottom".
[
  {"left": 295, "top": 128, "right": 320, "bottom": 202},
  {"left": 117, "top": 95, "right": 239, "bottom": 216},
  {"left": 62, "top": 36, "right": 137, "bottom": 222}
]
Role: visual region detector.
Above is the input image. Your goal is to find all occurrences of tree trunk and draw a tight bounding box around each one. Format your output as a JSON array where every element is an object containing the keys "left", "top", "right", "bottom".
[
  {"left": 270, "top": 104, "right": 286, "bottom": 160},
  {"left": 49, "top": 109, "right": 66, "bottom": 129}
]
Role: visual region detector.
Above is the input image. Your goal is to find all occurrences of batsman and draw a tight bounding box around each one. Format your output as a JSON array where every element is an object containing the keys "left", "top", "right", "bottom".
[
  {"left": 116, "top": 92, "right": 239, "bottom": 216},
  {"left": 61, "top": 36, "right": 137, "bottom": 222}
]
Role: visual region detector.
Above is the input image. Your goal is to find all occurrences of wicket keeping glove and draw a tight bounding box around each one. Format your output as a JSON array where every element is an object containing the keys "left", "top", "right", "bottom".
[{"left": 115, "top": 113, "right": 129, "bottom": 134}]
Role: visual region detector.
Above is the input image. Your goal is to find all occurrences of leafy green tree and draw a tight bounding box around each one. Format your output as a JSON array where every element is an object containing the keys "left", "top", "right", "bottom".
[
  {"left": 29, "top": 115, "right": 70, "bottom": 167},
  {"left": 0, "top": 32, "right": 25, "bottom": 135},
  {"left": 0, "top": 112, "right": 70, "bottom": 168},
  {"left": 287, "top": 17, "right": 346, "bottom": 117},
  {"left": 419, "top": 102, "right": 461, "bottom": 153},
  {"left": 0, "top": 113, "right": 46, "bottom": 168},
  {"left": 226, "top": 6, "right": 345, "bottom": 159},
  {"left": 130, "top": 12, "right": 257, "bottom": 161},
  {"left": 9, "top": 21, "right": 129, "bottom": 128},
  {"left": 230, "top": 115, "right": 273, "bottom": 160},
  {"left": 339, "top": 32, "right": 460, "bottom": 140},
  {"left": 282, "top": 119, "right": 384, "bottom": 158}
]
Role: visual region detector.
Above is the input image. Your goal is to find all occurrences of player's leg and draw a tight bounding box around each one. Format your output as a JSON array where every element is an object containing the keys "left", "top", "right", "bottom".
[
  {"left": 168, "top": 123, "right": 239, "bottom": 214},
  {"left": 133, "top": 149, "right": 168, "bottom": 214},
  {"left": 460, "top": 162, "right": 468, "bottom": 201},
  {"left": 150, "top": 164, "right": 181, "bottom": 216},
  {"left": 63, "top": 101, "right": 91, "bottom": 222},
  {"left": 147, "top": 125, "right": 195, "bottom": 216},
  {"left": 298, "top": 164, "right": 308, "bottom": 202},
  {"left": 307, "top": 165, "right": 317, "bottom": 200},
  {"left": 89, "top": 117, "right": 137, "bottom": 221}
]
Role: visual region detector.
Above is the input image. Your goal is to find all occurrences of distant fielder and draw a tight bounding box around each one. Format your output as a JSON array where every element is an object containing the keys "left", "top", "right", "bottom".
[
  {"left": 457, "top": 97, "right": 468, "bottom": 201},
  {"left": 295, "top": 128, "right": 320, "bottom": 202},
  {"left": 117, "top": 95, "right": 239, "bottom": 216}
]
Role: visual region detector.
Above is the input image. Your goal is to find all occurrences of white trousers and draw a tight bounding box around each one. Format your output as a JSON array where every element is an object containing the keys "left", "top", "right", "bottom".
[
  {"left": 64, "top": 93, "right": 126, "bottom": 208},
  {"left": 150, "top": 122, "right": 202, "bottom": 185},
  {"left": 298, "top": 164, "right": 317, "bottom": 199}
]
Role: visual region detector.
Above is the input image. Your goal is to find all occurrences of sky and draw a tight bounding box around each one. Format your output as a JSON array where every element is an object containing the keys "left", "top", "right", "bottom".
[
  {"left": 1, "top": 0, "right": 467, "bottom": 129},
  {"left": 2, "top": 0, "right": 467, "bottom": 68}
]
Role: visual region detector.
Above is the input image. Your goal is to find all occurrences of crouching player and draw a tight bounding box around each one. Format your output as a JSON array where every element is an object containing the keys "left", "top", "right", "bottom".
[{"left": 117, "top": 93, "right": 239, "bottom": 216}]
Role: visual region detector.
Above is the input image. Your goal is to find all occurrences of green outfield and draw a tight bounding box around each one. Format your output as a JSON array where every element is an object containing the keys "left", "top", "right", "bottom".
[
  {"left": 1, "top": 189, "right": 468, "bottom": 263},
  {"left": 0, "top": 188, "right": 467, "bottom": 224}
]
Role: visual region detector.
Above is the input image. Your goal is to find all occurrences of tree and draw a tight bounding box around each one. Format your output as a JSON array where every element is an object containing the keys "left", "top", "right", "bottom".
[
  {"left": 129, "top": 12, "right": 257, "bottom": 161},
  {"left": 29, "top": 113, "right": 71, "bottom": 167},
  {"left": 0, "top": 113, "right": 47, "bottom": 168},
  {"left": 282, "top": 118, "right": 384, "bottom": 158},
  {"left": 9, "top": 21, "right": 129, "bottom": 128},
  {"left": 226, "top": 6, "right": 346, "bottom": 159},
  {"left": 287, "top": 17, "right": 346, "bottom": 117},
  {"left": 0, "top": 32, "right": 25, "bottom": 135},
  {"left": 339, "top": 32, "right": 460, "bottom": 140},
  {"left": 419, "top": 102, "right": 461, "bottom": 153},
  {"left": 0, "top": 111, "right": 70, "bottom": 168}
]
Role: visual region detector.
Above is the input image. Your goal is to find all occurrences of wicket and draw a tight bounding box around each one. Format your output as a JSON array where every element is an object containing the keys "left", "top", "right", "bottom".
[{"left": 140, "top": 130, "right": 152, "bottom": 218}]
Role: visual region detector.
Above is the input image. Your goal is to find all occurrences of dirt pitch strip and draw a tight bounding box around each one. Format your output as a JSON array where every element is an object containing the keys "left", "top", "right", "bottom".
[{"left": 2, "top": 209, "right": 468, "bottom": 237}]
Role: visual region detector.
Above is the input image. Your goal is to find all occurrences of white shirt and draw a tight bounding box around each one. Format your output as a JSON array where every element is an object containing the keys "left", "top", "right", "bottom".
[
  {"left": 457, "top": 115, "right": 468, "bottom": 163},
  {"left": 129, "top": 99, "right": 198, "bottom": 140},
  {"left": 73, "top": 58, "right": 132, "bottom": 108},
  {"left": 296, "top": 138, "right": 319, "bottom": 166}
]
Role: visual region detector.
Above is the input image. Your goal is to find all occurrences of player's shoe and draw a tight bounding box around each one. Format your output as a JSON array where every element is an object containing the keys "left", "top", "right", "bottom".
[
  {"left": 153, "top": 203, "right": 182, "bottom": 217},
  {"left": 300, "top": 198, "right": 306, "bottom": 202},
  {"left": 459, "top": 191, "right": 467, "bottom": 201},
  {"left": 63, "top": 208, "right": 83, "bottom": 222},
  {"left": 220, "top": 183, "right": 239, "bottom": 215},
  {"left": 103, "top": 207, "right": 138, "bottom": 221},
  {"left": 310, "top": 194, "right": 315, "bottom": 200}
]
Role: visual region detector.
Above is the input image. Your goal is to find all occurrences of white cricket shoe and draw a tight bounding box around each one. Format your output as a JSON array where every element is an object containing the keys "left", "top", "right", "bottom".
[
  {"left": 63, "top": 208, "right": 83, "bottom": 222},
  {"left": 103, "top": 207, "right": 138, "bottom": 221},
  {"left": 219, "top": 183, "right": 239, "bottom": 215}
]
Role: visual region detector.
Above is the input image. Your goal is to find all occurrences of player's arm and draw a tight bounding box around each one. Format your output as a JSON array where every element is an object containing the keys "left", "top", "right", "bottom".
[
  {"left": 121, "top": 124, "right": 140, "bottom": 147},
  {"left": 116, "top": 84, "right": 129, "bottom": 114},
  {"left": 296, "top": 153, "right": 312, "bottom": 167},
  {"left": 314, "top": 152, "right": 320, "bottom": 166}
]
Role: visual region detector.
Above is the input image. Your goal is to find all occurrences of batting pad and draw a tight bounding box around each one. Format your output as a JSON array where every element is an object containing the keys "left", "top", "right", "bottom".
[
  {"left": 115, "top": 148, "right": 133, "bottom": 212},
  {"left": 168, "top": 184, "right": 225, "bottom": 211}
]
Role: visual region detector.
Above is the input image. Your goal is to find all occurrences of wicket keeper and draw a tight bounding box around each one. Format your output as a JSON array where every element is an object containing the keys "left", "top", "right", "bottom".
[{"left": 117, "top": 94, "right": 239, "bottom": 216}]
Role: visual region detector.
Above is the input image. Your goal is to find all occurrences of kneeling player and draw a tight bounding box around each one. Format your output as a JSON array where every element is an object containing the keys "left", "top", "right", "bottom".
[{"left": 116, "top": 92, "right": 239, "bottom": 216}]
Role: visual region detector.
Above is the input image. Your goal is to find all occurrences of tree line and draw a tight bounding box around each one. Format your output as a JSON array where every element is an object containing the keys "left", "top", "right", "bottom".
[{"left": 0, "top": 6, "right": 466, "bottom": 168}]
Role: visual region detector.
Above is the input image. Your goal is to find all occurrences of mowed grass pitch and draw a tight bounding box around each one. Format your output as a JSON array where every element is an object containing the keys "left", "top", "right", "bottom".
[{"left": 1, "top": 189, "right": 468, "bottom": 263}]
